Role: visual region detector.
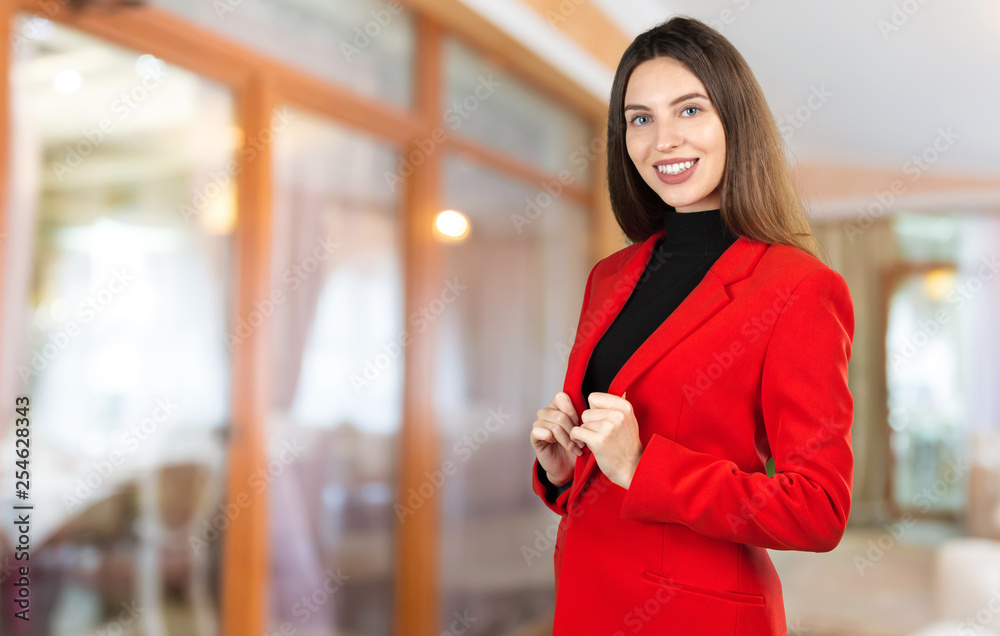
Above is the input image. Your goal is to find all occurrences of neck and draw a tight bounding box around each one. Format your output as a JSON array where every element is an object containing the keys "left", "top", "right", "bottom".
[{"left": 660, "top": 207, "right": 738, "bottom": 255}]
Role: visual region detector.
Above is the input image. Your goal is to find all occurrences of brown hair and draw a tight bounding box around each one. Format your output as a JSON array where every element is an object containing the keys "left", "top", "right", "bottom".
[{"left": 606, "top": 16, "right": 825, "bottom": 262}]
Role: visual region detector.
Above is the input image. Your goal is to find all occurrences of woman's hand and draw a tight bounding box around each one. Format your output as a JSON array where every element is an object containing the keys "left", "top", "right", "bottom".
[
  {"left": 530, "top": 391, "right": 585, "bottom": 486},
  {"left": 572, "top": 391, "right": 643, "bottom": 490}
]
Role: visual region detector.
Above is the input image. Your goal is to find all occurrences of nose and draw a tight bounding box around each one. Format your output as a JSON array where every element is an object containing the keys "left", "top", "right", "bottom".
[{"left": 654, "top": 118, "right": 682, "bottom": 153}]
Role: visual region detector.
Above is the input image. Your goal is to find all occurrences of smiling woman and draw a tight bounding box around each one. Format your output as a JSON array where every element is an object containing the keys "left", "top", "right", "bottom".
[
  {"left": 530, "top": 15, "right": 856, "bottom": 636},
  {"left": 606, "top": 17, "right": 820, "bottom": 259},
  {"left": 624, "top": 59, "right": 726, "bottom": 212}
]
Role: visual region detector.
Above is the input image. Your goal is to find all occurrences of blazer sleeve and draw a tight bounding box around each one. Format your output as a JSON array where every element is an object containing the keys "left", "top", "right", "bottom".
[
  {"left": 619, "top": 267, "right": 855, "bottom": 552},
  {"left": 530, "top": 260, "right": 599, "bottom": 516}
]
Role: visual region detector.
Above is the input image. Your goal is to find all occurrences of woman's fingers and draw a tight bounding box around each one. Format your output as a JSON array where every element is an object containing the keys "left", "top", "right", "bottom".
[
  {"left": 536, "top": 406, "right": 584, "bottom": 456},
  {"left": 551, "top": 391, "right": 579, "bottom": 424},
  {"left": 551, "top": 392, "right": 585, "bottom": 449},
  {"left": 529, "top": 424, "right": 557, "bottom": 448}
]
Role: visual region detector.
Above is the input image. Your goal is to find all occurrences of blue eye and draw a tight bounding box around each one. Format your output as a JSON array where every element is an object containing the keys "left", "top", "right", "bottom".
[
  {"left": 629, "top": 114, "right": 650, "bottom": 125},
  {"left": 682, "top": 106, "right": 701, "bottom": 117}
]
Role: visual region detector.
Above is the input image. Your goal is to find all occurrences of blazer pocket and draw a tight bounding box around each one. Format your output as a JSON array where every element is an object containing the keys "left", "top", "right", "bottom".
[{"left": 642, "top": 570, "right": 765, "bottom": 606}]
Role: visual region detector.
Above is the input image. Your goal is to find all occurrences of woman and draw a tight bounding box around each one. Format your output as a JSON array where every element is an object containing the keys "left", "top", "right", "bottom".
[{"left": 529, "top": 16, "right": 854, "bottom": 635}]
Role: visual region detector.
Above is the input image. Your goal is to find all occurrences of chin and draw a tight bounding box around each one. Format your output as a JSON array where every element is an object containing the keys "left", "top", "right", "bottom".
[
  {"left": 661, "top": 194, "right": 704, "bottom": 210},
  {"left": 658, "top": 188, "right": 714, "bottom": 211}
]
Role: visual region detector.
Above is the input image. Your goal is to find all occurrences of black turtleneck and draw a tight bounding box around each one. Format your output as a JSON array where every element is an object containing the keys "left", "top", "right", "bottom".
[{"left": 537, "top": 207, "right": 739, "bottom": 500}]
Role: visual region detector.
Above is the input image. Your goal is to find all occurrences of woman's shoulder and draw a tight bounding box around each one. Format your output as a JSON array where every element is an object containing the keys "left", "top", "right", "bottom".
[
  {"left": 755, "top": 241, "right": 844, "bottom": 286},
  {"left": 753, "top": 241, "right": 853, "bottom": 317}
]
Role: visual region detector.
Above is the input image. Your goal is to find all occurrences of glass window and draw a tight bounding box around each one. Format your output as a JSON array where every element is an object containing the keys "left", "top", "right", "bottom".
[
  {"left": 886, "top": 266, "right": 965, "bottom": 513},
  {"left": 893, "top": 212, "right": 960, "bottom": 261},
  {"left": 1, "top": 14, "right": 235, "bottom": 635},
  {"left": 151, "top": 0, "right": 415, "bottom": 109},
  {"left": 443, "top": 38, "right": 596, "bottom": 185},
  {"left": 267, "top": 107, "right": 402, "bottom": 636},
  {"left": 434, "top": 153, "right": 591, "bottom": 632},
  {"left": 884, "top": 212, "right": 1000, "bottom": 515}
]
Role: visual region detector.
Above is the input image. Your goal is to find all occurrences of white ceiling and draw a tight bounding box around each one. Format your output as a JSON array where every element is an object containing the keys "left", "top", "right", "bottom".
[{"left": 468, "top": 0, "right": 1000, "bottom": 180}]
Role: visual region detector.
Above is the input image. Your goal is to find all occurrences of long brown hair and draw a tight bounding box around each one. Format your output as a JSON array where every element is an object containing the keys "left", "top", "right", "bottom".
[{"left": 607, "top": 16, "right": 825, "bottom": 262}]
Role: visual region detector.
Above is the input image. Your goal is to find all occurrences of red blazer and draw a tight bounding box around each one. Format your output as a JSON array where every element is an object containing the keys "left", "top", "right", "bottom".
[{"left": 531, "top": 228, "right": 855, "bottom": 635}]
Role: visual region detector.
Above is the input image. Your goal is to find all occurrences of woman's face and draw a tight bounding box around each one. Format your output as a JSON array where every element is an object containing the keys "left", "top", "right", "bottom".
[{"left": 624, "top": 56, "right": 726, "bottom": 213}]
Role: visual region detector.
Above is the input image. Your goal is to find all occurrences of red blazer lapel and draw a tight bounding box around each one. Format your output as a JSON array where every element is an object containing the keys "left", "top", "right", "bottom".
[
  {"left": 562, "top": 229, "right": 665, "bottom": 419},
  {"left": 563, "top": 232, "right": 771, "bottom": 499}
]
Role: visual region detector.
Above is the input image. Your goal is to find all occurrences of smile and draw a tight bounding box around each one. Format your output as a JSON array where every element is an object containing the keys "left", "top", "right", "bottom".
[
  {"left": 654, "top": 158, "right": 699, "bottom": 185},
  {"left": 657, "top": 160, "right": 696, "bottom": 175}
]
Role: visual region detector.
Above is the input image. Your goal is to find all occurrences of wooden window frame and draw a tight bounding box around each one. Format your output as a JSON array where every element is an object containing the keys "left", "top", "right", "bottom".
[{"left": 0, "top": 1, "right": 609, "bottom": 634}]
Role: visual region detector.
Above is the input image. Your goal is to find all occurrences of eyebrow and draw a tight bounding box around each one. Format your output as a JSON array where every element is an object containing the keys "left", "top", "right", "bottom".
[{"left": 624, "top": 92, "right": 709, "bottom": 112}]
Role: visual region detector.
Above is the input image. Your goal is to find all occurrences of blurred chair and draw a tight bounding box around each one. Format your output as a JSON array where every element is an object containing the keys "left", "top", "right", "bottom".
[{"left": 137, "top": 459, "right": 221, "bottom": 636}]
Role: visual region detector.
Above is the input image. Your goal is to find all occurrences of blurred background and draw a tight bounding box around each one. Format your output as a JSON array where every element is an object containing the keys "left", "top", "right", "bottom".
[{"left": 0, "top": 0, "right": 997, "bottom": 635}]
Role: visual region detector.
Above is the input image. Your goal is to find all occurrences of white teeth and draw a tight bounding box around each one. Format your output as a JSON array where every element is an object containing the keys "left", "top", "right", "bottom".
[{"left": 657, "top": 160, "right": 695, "bottom": 175}]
